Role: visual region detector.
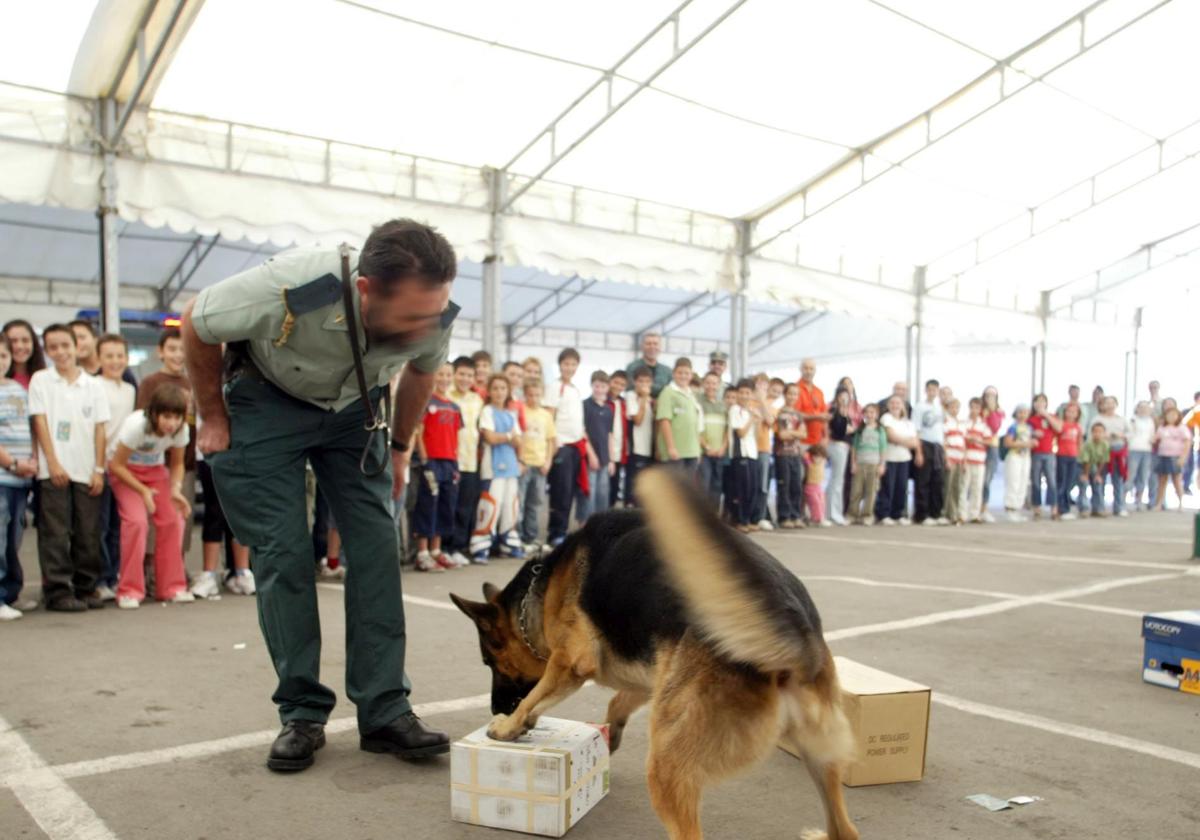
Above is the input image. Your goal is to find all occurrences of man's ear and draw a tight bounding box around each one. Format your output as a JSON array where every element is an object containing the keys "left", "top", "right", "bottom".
[{"left": 450, "top": 593, "right": 499, "bottom": 632}]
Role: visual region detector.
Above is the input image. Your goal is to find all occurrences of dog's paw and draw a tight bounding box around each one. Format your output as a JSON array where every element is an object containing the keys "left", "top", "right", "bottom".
[{"left": 486, "top": 714, "right": 528, "bottom": 742}]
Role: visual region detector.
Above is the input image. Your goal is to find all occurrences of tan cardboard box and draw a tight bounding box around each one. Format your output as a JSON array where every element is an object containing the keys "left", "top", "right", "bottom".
[
  {"left": 450, "top": 717, "right": 610, "bottom": 837},
  {"left": 782, "top": 656, "right": 930, "bottom": 787}
]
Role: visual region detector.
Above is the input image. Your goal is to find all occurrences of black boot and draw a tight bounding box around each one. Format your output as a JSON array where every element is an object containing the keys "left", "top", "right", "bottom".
[
  {"left": 360, "top": 711, "right": 449, "bottom": 759},
  {"left": 267, "top": 720, "right": 326, "bottom": 772}
]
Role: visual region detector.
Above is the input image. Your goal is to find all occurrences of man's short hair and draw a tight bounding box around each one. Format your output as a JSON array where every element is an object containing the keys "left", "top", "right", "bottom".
[
  {"left": 451, "top": 355, "right": 474, "bottom": 371},
  {"left": 925, "top": 378, "right": 939, "bottom": 388},
  {"left": 470, "top": 350, "right": 492, "bottom": 365},
  {"left": 633, "top": 366, "right": 652, "bottom": 381},
  {"left": 68, "top": 319, "right": 97, "bottom": 337},
  {"left": 736, "top": 378, "right": 755, "bottom": 391},
  {"left": 158, "top": 327, "right": 181, "bottom": 349},
  {"left": 590, "top": 370, "right": 609, "bottom": 384},
  {"left": 558, "top": 348, "right": 580, "bottom": 365},
  {"left": 673, "top": 356, "right": 692, "bottom": 371},
  {"left": 359, "top": 218, "right": 456, "bottom": 289},
  {"left": 42, "top": 323, "right": 75, "bottom": 345},
  {"left": 96, "top": 333, "right": 127, "bottom": 353}
]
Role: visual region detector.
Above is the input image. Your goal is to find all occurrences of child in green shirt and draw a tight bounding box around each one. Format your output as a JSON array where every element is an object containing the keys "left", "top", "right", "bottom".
[{"left": 1078, "top": 422, "right": 1111, "bottom": 517}]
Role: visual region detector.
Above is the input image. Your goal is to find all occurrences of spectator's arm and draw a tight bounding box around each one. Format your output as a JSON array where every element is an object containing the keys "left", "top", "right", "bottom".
[
  {"left": 108, "top": 443, "right": 150, "bottom": 498},
  {"left": 658, "top": 418, "right": 678, "bottom": 457}
]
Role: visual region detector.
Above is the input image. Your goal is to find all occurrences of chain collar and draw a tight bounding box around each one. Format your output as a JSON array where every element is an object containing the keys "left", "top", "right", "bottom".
[{"left": 517, "top": 563, "right": 548, "bottom": 662}]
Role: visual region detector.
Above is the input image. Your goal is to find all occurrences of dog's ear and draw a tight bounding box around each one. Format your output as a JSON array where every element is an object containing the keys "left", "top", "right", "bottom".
[
  {"left": 482, "top": 582, "right": 502, "bottom": 603},
  {"left": 450, "top": 593, "right": 500, "bottom": 632}
]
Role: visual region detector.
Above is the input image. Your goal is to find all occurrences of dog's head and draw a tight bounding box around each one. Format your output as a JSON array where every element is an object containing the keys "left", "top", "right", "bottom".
[{"left": 450, "top": 582, "right": 544, "bottom": 716}]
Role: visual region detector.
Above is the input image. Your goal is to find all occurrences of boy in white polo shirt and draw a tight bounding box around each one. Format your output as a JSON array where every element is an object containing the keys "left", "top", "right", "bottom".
[
  {"left": 28, "top": 324, "right": 110, "bottom": 612},
  {"left": 544, "top": 348, "right": 584, "bottom": 547}
]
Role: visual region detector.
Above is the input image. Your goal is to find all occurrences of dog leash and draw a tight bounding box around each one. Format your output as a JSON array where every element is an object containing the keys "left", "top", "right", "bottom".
[{"left": 339, "top": 244, "right": 391, "bottom": 477}]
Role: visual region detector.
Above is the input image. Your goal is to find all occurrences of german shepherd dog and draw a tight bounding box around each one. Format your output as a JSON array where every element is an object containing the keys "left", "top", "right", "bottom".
[{"left": 451, "top": 468, "right": 858, "bottom": 840}]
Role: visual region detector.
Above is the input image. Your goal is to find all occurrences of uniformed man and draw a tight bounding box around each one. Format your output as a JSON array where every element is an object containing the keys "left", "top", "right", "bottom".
[{"left": 181, "top": 219, "right": 456, "bottom": 772}]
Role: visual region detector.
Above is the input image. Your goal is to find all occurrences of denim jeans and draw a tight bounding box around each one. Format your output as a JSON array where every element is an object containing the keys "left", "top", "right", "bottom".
[
  {"left": 698, "top": 455, "right": 724, "bottom": 506},
  {"left": 0, "top": 484, "right": 30, "bottom": 604},
  {"left": 517, "top": 468, "right": 546, "bottom": 544},
  {"left": 98, "top": 481, "right": 121, "bottom": 588},
  {"left": 1088, "top": 473, "right": 1106, "bottom": 514},
  {"left": 982, "top": 446, "right": 999, "bottom": 507},
  {"left": 775, "top": 455, "right": 804, "bottom": 522},
  {"left": 752, "top": 453, "right": 773, "bottom": 523},
  {"left": 1030, "top": 452, "right": 1058, "bottom": 510},
  {"left": 1128, "top": 450, "right": 1152, "bottom": 508},
  {"left": 877, "top": 461, "right": 911, "bottom": 521},
  {"left": 578, "top": 467, "right": 610, "bottom": 522},
  {"left": 1056, "top": 456, "right": 1081, "bottom": 513}
]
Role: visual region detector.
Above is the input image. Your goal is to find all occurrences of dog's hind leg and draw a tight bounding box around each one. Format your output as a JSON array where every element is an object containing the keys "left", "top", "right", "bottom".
[
  {"left": 781, "top": 683, "right": 859, "bottom": 840},
  {"left": 604, "top": 689, "right": 649, "bottom": 753}
]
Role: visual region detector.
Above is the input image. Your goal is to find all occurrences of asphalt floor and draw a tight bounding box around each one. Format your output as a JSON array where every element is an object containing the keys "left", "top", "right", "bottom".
[{"left": 2, "top": 507, "right": 1199, "bottom": 840}]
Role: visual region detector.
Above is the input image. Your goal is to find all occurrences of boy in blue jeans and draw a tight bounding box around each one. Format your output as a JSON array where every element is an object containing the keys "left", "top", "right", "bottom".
[{"left": 414, "top": 363, "right": 463, "bottom": 572}]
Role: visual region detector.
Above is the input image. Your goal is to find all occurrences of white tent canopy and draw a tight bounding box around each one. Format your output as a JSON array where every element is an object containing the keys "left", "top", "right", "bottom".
[{"left": 1, "top": 0, "right": 1197, "bottom": 393}]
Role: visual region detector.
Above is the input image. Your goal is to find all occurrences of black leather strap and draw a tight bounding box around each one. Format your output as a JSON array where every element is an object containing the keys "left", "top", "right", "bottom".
[{"left": 340, "top": 245, "right": 390, "bottom": 476}]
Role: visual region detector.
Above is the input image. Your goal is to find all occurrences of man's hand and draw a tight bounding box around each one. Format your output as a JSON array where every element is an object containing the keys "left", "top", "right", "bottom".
[
  {"left": 607, "top": 461, "right": 616, "bottom": 476},
  {"left": 587, "top": 451, "right": 600, "bottom": 472},
  {"left": 87, "top": 472, "right": 104, "bottom": 497},
  {"left": 539, "top": 463, "right": 551, "bottom": 476},
  {"left": 49, "top": 461, "right": 70, "bottom": 488},
  {"left": 198, "top": 413, "right": 231, "bottom": 455},
  {"left": 391, "top": 448, "right": 412, "bottom": 500}
]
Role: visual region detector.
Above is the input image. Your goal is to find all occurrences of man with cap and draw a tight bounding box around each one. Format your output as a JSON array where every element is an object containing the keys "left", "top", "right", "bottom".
[
  {"left": 624, "top": 332, "right": 671, "bottom": 398},
  {"left": 707, "top": 350, "right": 729, "bottom": 383},
  {"left": 182, "top": 218, "right": 456, "bottom": 772}
]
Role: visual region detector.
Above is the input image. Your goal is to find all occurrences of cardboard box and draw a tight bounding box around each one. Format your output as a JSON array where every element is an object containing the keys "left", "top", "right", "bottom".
[
  {"left": 781, "top": 657, "right": 930, "bottom": 787},
  {"left": 451, "top": 717, "right": 610, "bottom": 837},
  {"left": 1142, "top": 610, "right": 1200, "bottom": 695}
]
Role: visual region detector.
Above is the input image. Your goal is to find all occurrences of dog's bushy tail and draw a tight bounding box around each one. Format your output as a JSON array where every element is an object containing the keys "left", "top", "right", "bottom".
[{"left": 637, "top": 467, "right": 817, "bottom": 673}]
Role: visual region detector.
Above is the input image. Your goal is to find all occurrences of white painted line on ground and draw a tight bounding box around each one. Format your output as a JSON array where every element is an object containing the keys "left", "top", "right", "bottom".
[
  {"left": 824, "top": 572, "right": 1184, "bottom": 642},
  {"left": 48, "top": 693, "right": 491, "bottom": 782},
  {"left": 978, "top": 529, "right": 1190, "bottom": 546},
  {"left": 797, "top": 533, "right": 1192, "bottom": 572},
  {"left": 316, "top": 582, "right": 459, "bottom": 612},
  {"left": 0, "top": 713, "right": 118, "bottom": 840},
  {"left": 804, "top": 575, "right": 1147, "bottom": 619},
  {"left": 934, "top": 693, "right": 1200, "bottom": 771}
]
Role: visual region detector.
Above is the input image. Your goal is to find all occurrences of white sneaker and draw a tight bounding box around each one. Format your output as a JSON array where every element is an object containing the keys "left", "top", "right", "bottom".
[
  {"left": 818, "top": 520, "right": 832, "bottom": 528},
  {"left": 169, "top": 591, "right": 195, "bottom": 604},
  {"left": 921, "top": 519, "right": 938, "bottom": 527},
  {"left": 898, "top": 517, "right": 912, "bottom": 526},
  {"left": 94, "top": 584, "right": 117, "bottom": 602},
  {"left": 318, "top": 559, "right": 346, "bottom": 580},
  {"left": 757, "top": 519, "right": 775, "bottom": 531},
  {"left": 879, "top": 517, "right": 897, "bottom": 526},
  {"left": 936, "top": 517, "right": 951, "bottom": 526},
  {"left": 414, "top": 551, "right": 443, "bottom": 573},
  {"left": 861, "top": 518, "right": 874, "bottom": 527},
  {"left": 981, "top": 512, "right": 996, "bottom": 523},
  {"left": 117, "top": 596, "right": 140, "bottom": 610},
  {"left": 1060, "top": 512, "right": 1077, "bottom": 521},
  {"left": 449, "top": 551, "right": 471, "bottom": 568},
  {"left": 191, "top": 571, "right": 221, "bottom": 600},
  {"left": 1007, "top": 511, "right": 1024, "bottom": 522},
  {"left": 12, "top": 598, "right": 38, "bottom": 612},
  {"left": 0, "top": 604, "right": 22, "bottom": 621},
  {"left": 1117, "top": 510, "right": 1129, "bottom": 518},
  {"left": 833, "top": 519, "right": 849, "bottom": 527},
  {"left": 224, "top": 571, "right": 256, "bottom": 596}
]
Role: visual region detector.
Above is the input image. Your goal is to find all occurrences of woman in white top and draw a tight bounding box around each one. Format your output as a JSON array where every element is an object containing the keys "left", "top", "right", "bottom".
[
  {"left": 107, "top": 384, "right": 193, "bottom": 608},
  {"left": 877, "top": 395, "right": 923, "bottom": 525},
  {"left": 1127, "top": 401, "right": 1156, "bottom": 510}
]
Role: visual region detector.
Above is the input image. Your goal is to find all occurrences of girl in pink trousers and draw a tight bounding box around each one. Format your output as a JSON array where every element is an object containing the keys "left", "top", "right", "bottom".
[{"left": 107, "top": 384, "right": 193, "bottom": 609}]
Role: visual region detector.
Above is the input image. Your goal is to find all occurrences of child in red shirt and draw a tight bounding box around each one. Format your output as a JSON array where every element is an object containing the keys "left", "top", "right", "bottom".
[
  {"left": 1055, "top": 402, "right": 1083, "bottom": 520},
  {"left": 414, "top": 363, "right": 463, "bottom": 572},
  {"left": 1029, "top": 393, "right": 1062, "bottom": 520}
]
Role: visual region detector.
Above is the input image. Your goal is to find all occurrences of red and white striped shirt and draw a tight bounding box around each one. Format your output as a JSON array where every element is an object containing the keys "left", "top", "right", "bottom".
[
  {"left": 964, "top": 418, "right": 990, "bottom": 465},
  {"left": 944, "top": 416, "right": 966, "bottom": 465}
]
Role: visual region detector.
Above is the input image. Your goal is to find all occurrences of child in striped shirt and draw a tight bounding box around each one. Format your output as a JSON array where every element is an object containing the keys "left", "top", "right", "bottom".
[
  {"left": 942, "top": 398, "right": 967, "bottom": 525},
  {"left": 963, "top": 398, "right": 990, "bottom": 523}
]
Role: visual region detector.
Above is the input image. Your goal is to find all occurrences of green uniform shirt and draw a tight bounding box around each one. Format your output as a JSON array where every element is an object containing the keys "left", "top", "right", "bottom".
[
  {"left": 698, "top": 395, "right": 727, "bottom": 453},
  {"left": 192, "top": 247, "right": 454, "bottom": 411},
  {"left": 1078, "top": 439, "right": 1110, "bottom": 467},
  {"left": 655, "top": 382, "right": 702, "bottom": 460},
  {"left": 624, "top": 358, "right": 672, "bottom": 398}
]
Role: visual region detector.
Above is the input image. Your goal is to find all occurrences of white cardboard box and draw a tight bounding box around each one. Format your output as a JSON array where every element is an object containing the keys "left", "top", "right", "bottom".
[{"left": 450, "top": 717, "right": 610, "bottom": 837}]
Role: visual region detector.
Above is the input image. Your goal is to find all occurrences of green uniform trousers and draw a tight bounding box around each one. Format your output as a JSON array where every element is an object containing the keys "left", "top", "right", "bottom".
[{"left": 209, "top": 371, "right": 411, "bottom": 730}]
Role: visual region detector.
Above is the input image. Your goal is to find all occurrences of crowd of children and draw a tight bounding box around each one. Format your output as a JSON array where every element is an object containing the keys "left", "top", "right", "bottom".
[
  {"left": 3, "top": 315, "right": 1198, "bottom": 605},
  {"left": 0, "top": 320, "right": 256, "bottom": 620}
]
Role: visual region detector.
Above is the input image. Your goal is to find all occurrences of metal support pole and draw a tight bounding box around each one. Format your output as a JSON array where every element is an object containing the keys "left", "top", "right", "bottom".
[
  {"left": 904, "top": 325, "right": 914, "bottom": 393},
  {"left": 98, "top": 99, "right": 120, "bottom": 333},
  {"left": 482, "top": 168, "right": 505, "bottom": 361},
  {"left": 912, "top": 266, "right": 926, "bottom": 398},
  {"left": 729, "top": 220, "right": 752, "bottom": 381},
  {"left": 1038, "top": 290, "right": 1049, "bottom": 395},
  {"left": 1130, "top": 307, "right": 1142, "bottom": 410},
  {"left": 1031, "top": 346, "right": 1039, "bottom": 400}
]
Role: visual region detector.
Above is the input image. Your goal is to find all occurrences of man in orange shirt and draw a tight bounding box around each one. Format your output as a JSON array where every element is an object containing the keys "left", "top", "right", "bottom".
[{"left": 794, "top": 358, "right": 831, "bottom": 447}]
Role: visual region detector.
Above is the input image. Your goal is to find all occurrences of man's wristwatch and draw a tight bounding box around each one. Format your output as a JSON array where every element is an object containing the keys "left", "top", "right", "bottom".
[{"left": 390, "top": 438, "right": 410, "bottom": 453}]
